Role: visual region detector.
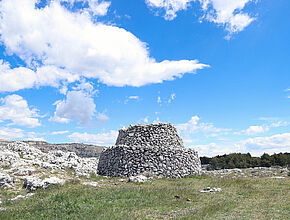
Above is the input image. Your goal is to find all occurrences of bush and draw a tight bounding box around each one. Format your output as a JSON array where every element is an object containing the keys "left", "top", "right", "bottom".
[{"left": 200, "top": 152, "right": 290, "bottom": 170}]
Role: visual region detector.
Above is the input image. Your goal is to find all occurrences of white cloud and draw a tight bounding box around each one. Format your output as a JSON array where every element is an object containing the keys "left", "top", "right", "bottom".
[
  {"left": 176, "top": 115, "right": 229, "bottom": 134},
  {"left": 0, "top": 0, "right": 207, "bottom": 91},
  {"left": 236, "top": 121, "right": 289, "bottom": 136},
  {"left": 199, "top": 0, "right": 255, "bottom": 36},
  {"left": 286, "top": 88, "right": 290, "bottom": 98},
  {"left": 51, "top": 130, "right": 70, "bottom": 135},
  {"left": 0, "top": 60, "right": 79, "bottom": 92},
  {"left": 157, "top": 96, "right": 162, "bottom": 104},
  {"left": 192, "top": 132, "right": 290, "bottom": 157},
  {"left": 245, "top": 125, "right": 269, "bottom": 136},
  {"left": 0, "top": 127, "right": 24, "bottom": 140},
  {"left": 87, "top": 0, "right": 111, "bottom": 16},
  {"left": 124, "top": 96, "right": 140, "bottom": 104},
  {"left": 72, "top": 79, "right": 97, "bottom": 95},
  {"left": 51, "top": 90, "right": 96, "bottom": 125},
  {"left": 238, "top": 133, "right": 290, "bottom": 156},
  {"left": 192, "top": 142, "right": 244, "bottom": 157},
  {"left": 138, "top": 116, "right": 149, "bottom": 124},
  {"left": 26, "top": 137, "right": 46, "bottom": 141},
  {"left": 59, "top": 0, "right": 111, "bottom": 16},
  {"left": 146, "top": 0, "right": 192, "bottom": 20},
  {"left": 0, "top": 95, "right": 41, "bottom": 127},
  {"left": 153, "top": 117, "right": 161, "bottom": 123},
  {"left": 129, "top": 96, "right": 139, "bottom": 100},
  {"left": 146, "top": 0, "right": 256, "bottom": 35},
  {"left": 143, "top": 116, "right": 149, "bottom": 123},
  {"left": 168, "top": 93, "right": 176, "bottom": 103},
  {"left": 68, "top": 130, "right": 118, "bottom": 145},
  {"left": 96, "top": 112, "right": 109, "bottom": 125}
]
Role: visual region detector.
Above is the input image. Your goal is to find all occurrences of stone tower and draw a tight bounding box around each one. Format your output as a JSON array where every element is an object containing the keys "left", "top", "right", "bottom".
[{"left": 97, "top": 123, "right": 201, "bottom": 178}]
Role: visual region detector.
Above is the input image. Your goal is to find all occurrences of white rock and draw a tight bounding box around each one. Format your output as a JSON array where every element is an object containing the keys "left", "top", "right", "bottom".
[
  {"left": 0, "top": 173, "right": 13, "bottom": 189},
  {"left": 23, "top": 176, "right": 65, "bottom": 191},
  {"left": 10, "top": 193, "right": 34, "bottom": 201},
  {"left": 129, "top": 175, "right": 149, "bottom": 183},
  {"left": 200, "top": 187, "right": 222, "bottom": 193},
  {"left": 82, "top": 182, "right": 98, "bottom": 187}
]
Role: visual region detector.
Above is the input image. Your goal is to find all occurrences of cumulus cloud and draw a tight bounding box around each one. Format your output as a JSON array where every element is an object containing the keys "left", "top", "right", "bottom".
[
  {"left": 68, "top": 130, "right": 118, "bottom": 145},
  {"left": 146, "top": 0, "right": 192, "bottom": 20},
  {"left": 192, "top": 142, "right": 244, "bottom": 157},
  {"left": 0, "top": 60, "right": 79, "bottom": 92},
  {"left": 50, "top": 79, "right": 108, "bottom": 125},
  {"left": 245, "top": 125, "right": 269, "bottom": 136},
  {"left": 0, "top": 0, "right": 207, "bottom": 92},
  {"left": 176, "top": 115, "right": 229, "bottom": 134},
  {"left": 0, "top": 127, "right": 25, "bottom": 140},
  {"left": 192, "top": 132, "right": 290, "bottom": 157},
  {"left": 59, "top": 0, "right": 111, "bottom": 16},
  {"left": 51, "top": 90, "right": 96, "bottom": 125},
  {"left": 237, "top": 133, "right": 290, "bottom": 156},
  {"left": 0, "top": 94, "right": 41, "bottom": 127},
  {"left": 236, "top": 121, "right": 289, "bottom": 136},
  {"left": 199, "top": 0, "right": 255, "bottom": 36},
  {"left": 146, "top": 0, "right": 256, "bottom": 35}
]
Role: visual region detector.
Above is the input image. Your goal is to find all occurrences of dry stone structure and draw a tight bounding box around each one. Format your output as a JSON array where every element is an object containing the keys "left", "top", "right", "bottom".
[{"left": 97, "top": 123, "right": 201, "bottom": 178}]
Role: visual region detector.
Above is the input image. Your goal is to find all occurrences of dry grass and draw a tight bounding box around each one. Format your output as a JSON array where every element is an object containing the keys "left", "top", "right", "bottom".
[{"left": 0, "top": 175, "right": 289, "bottom": 219}]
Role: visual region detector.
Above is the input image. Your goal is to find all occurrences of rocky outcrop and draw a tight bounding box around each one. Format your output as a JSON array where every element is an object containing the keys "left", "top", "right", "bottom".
[
  {"left": 23, "top": 176, "right": 65, "bottom": 191},
  {"left": 98, "top": 123, "right": 201, "bottom": 178},
  {"left": 0, "top": 141, "right": 99, "bottom": 192},
  {"left": 0, "top": 173, "right": 14, "bottom": 189}
]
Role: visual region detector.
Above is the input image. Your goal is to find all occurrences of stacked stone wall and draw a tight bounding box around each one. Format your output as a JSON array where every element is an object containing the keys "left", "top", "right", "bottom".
[
  {"left": 97, "top": 123, "right": 201, "bottom": 178},
  {"left": 97, "top": 145, "right": 201, "bottom": 178},
  {"left": 116, "top": 123, "right": 183, "bottom": 148}
]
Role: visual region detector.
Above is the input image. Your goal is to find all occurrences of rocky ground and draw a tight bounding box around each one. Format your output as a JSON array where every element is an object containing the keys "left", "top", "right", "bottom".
[
  {"left": 202, "top": 166, "right": 289, "bottom": 178},
  {"left": 0, "top": 141, "right": 99, "bottom": 195},
  {"left": 0, "top": 140, "right": 289, "bottom": 209}
]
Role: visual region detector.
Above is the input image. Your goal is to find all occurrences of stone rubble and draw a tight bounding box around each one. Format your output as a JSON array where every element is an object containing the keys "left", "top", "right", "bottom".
[{"left": 98, "top": 123, "right": 201, "bottom": 178}]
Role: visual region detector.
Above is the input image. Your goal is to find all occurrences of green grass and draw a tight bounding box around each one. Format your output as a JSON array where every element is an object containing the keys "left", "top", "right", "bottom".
[{"left": 0, "top": 175, "right": 289, "bottom": 219}]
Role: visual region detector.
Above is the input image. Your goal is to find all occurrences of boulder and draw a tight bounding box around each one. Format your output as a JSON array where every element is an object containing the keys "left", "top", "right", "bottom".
[{"left": 23, "top": 176, "right": 65, "bottom": 191}]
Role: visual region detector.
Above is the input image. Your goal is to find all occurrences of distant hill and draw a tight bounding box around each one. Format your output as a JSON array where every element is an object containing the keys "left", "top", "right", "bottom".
[{"left": 0, "top": 139, "right": 105, "bottom": 158}]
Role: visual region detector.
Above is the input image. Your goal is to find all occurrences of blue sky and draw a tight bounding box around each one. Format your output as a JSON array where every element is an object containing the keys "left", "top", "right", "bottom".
[{"left": 0, "top": 0, "right": 289, "bottom": 156}]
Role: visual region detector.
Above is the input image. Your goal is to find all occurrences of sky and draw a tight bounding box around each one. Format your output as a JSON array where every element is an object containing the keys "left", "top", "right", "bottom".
[{"left": 0, "top": 0, "right": 289, "bottom": 157}]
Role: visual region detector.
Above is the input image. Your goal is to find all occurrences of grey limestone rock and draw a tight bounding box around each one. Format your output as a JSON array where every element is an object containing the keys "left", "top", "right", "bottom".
[
  {"left": 0, "top": 173, "right": 14, "bottom": 189},
  {"left": 23, "top": 176, "right": 65, "bottom": 191},
  {"left": 129, "top": 175, "right": 151, "bottom": 183}
]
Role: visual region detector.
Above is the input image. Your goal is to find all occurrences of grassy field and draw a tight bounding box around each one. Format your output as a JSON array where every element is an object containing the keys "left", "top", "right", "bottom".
[{"left": 0, "top": 175, "right": 289, "bottom": 219}]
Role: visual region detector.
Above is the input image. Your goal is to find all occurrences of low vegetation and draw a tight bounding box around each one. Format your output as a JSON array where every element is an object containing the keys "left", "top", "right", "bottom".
[
  {"left": 200, "top": 153, "right": 290, "bottom": 170},
  {"left": 0, "top": 175, "right": 289, "bottom": 219}
]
